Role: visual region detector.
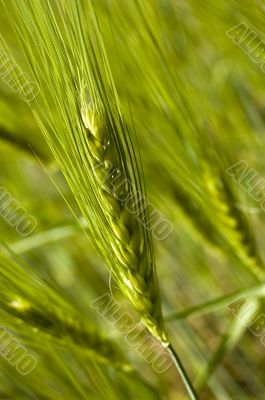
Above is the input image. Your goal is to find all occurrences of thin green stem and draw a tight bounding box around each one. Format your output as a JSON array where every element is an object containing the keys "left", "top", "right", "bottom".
[
  {"left": 165, "top": 284, "right": 265, "bottom": 321},
  {"left": 196, "top": 299, "right": 259, "bottom": 393},
  {"left": 168, "top": 344, "right": 198, "bottom": 400},
  {"left": 6, "top": 221, "right": 87, "bottom": 254}
]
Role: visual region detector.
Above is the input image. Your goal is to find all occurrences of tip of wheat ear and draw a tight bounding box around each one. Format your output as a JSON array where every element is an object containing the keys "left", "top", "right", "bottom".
[{"left": 82, "top": 105, "right": 169, "bottom": 345}]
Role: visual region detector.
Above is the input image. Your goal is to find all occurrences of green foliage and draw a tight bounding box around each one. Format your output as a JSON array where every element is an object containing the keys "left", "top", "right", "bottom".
[{"left": 0, "top": 0, "right": 265, "bottom": 399}]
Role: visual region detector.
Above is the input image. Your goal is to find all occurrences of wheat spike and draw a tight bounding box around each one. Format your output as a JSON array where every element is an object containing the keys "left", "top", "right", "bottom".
[
  {"left": 205, "top": 167, "right": 264, "bottom": 280},
  {"left": 0, "top": 252, "right": 131, "bottom": 370},
  {"left": 5, "top": 299, "right": 128, "bottom": 369},
  {"left": 81, "top": 105, "right": 168, "bottom": 344},
  {"left": 2, "top": 0, "right": 168, "bottom": 346},
  {"left": 171, "top": 165, "right": 264, "bottom": 281}
]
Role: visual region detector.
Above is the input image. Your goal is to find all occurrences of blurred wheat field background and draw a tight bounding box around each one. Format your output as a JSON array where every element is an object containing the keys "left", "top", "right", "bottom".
[{"left": 0, "top": 0, "right": 265, "bottom": 399}]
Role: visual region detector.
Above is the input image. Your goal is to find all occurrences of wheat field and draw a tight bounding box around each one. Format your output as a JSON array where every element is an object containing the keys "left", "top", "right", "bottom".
[{"left": 0, "top": 0, "right": 265, "bottom": 399}]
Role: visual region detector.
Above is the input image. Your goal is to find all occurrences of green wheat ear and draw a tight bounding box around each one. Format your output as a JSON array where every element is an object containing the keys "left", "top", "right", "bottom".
[
  {"left": 202, "top": 164, "right": 265, "bottom": 280},
  {"left": 80, "top": 104, "right": 168, "bottom": 344},
  {"left": 2, "top": 0, "right": 168, "bottom": 345},
  {"left": 0, "top": 252, "right": 132, "bottom": 370}
]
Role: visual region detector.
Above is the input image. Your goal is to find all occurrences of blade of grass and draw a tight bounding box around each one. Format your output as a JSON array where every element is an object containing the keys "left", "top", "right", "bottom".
[
  {"left": 165, "top": 284, "right": 265, "bottom": 321},
  {"left": 195, "top": 299, "right": 259, "bottom": 393}
]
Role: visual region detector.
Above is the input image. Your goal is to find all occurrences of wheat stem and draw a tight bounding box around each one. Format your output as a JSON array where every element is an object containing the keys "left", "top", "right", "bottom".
[
  {"left": 165, "top": 283, "right": 265, "bottom": 321},
  {"left": 8, "top": 222, "right": 86, "bottom": 254},
  {"left": 168, "top": 344, "right": 198, "bottom": 400},
  {"left": 195, "top": 300, "right": 259, "bottom": 393}
]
